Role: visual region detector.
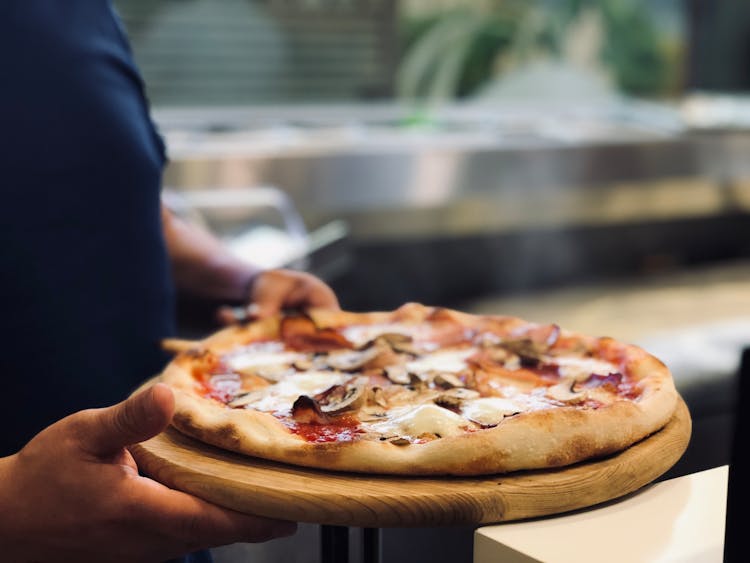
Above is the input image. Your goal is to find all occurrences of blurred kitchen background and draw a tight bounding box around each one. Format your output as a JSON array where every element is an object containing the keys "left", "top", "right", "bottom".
[{"left": 114, "top": 0, "right": 750, "bottom": 561}]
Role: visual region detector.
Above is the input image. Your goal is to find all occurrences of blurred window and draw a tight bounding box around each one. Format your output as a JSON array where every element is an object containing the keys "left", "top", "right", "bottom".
[{"left": 114, "top": 0, "right": 397, "bottom": 106}]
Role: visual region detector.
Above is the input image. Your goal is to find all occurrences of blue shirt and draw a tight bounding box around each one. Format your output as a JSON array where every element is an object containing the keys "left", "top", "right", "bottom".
[
  {"left": 0, "top": 4, "right": 219, "bottom": 561},
  {"left": 0, "top": 1, "right": 175, "bottom": 453}
]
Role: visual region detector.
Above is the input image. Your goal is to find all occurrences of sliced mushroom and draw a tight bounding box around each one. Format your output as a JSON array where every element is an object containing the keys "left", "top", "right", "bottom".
[
  {"left": 358, "top": 405, "right": 388, "bottom": 422},
  {"left": 450, "top": 387, "right": 481, "bottom": 399},
  {"left": 291, "top": 395, "right": 332, "bottom": 424},
  {"left": 503, "top": 324, "right": 561, "bottom": 364},
  {"left": 546, "top": 380, "right": 587, "bottom": 404},
  {"left": 461, "top": 369, "right": 478, "bottom": 389},
  {"left": 407, "top": 372, "right": 427, "bottom": 390},
  {"left": 468, "top": 347, "right": 521, "bottom": 371},
  {"left": 437, "top": 388, "right": 480, "bottom": 401},
  {"left": 501, "top": 338, "right": 546, "bottom": 365},
  {"left": 381, "top": 385, "right": 419, "bottom": 407},
  {"left": 368, "top": 386, "right": 388, "bottom": 408},
  {"left": 318, "top": 381, "right": 367, "bottom": 414},
  {"left": 384, "top": 365, "right": 410, "bottom": 385},
  {"left": 373, "top": 333, "right": 421, "bottom": 356},
  {"left": 292, "top": 356, "right": 329, "bottom": 371},
  {"left": 227, "top": 389, "right": 268, "bottom": 409},
  {"left": 434, "top": 388, "right": 480, "bottom": 410},
  {"left": 292, "top": 357, "right": 314, "bottom": 371},
  {"left": 466, "top": 413, "right": 516, "bottom": 428},
  {"left": 432, "top": 372, "right": 466, "bottom": 389},
  {"left": 325, "top": 347, "right": 381, "bottom": 371},
  {"left": 434, "top": 394, "right": 462, "bottom": 410}
]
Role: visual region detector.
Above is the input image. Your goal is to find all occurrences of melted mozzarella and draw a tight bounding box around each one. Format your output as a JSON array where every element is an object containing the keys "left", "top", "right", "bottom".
[
  {"left": 555, "top": 357, "right": 620, "bottom": 381},
  {"left": 461, "top": 397, "right": 525, "bottom": 426},
  {"left": 367, "top": 404, "right": 467, "bottom": 438},
  {"left": 340, "top": 323, "right": 419, "bottom": 347},
  {"left": 405, "top": 348, "right": 475, "bottom": 374},
  {"left": 246, "top": 371, "right": 347, "bottom": 413},
  {"left": 226, "top": 341, "right": 304, "bottom": 371}
]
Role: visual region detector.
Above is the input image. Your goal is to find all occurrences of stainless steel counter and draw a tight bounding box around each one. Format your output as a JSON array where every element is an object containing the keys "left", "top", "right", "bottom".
[{"left": 156, "top": 103, "right": 750, "bottom": 242}]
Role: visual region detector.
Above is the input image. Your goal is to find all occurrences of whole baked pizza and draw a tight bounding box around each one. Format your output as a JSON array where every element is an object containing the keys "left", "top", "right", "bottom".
[{"left": 159, "top": 303, "right": 678, "bottom": 476}]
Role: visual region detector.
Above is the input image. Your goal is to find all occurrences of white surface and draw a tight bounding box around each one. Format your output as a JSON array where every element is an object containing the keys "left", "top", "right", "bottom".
[
  {"left": 474, "top": 465, "right": 728, "bottom": 563},
  {"left": 637, "top": 318, "right": 750, "bottom": 390},
  {"left": 226, "top": 225, "right": 308, "bottom": 269}
]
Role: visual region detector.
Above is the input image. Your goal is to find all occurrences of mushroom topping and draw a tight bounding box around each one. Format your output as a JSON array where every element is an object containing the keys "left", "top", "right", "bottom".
[
  {"left": 373, "top": 333, "right": 421, "bottom": 356},
  {"left": 291, "top": 395, "right": 332, "bottom": 424},
  {"left": 227, "top": 389, "right": 268, "bottom": 409},
  {"left": 432, "top": 372, "right": 465, "bottom": 389},
  {"left": 461, "top": 397, "right": 522, "bottom": 427},
  {"left": 325, "top": 347, "right": 382, "bottom": 372},
  {"left": 407, "top": 372, "right": 427, "bottom": 390},
  {"left": 368, "top": 386, "right": 388, "bottom": 408},
  {"left": 434, "top": 388, "right": 480, "bottom": 411},
  {"left": 384, "top": 365, "right": 411, "bottom": 385},
  {"left": 502, "top": 324, "right": 561, "bottom": 365},
  {"left": 359, "top": 405, "right": 388, "bottom": 422},
  {"left": 292, "top": 357, "right": 315, "bottom": 371},
  {"left": 546, "top": 380, "right": 587, "bottom": 404},
  {"left": 501, "top": 338, "right": 547, "bottom": 365},
  {"left": 461, "top": 369, "right": 477, "bottom": 389},
  {"left": 434, "top": 394, "right": 462, "bottom": 410},
  {"left": 317, "top": 380, "right": 367, "bottom": 415},
  {"left": 381, "top": 385, "right": 419, "bottom": 407},
  {"left": 448, "top": 388, "right": 481, "bottom": 400},
  {"left": 292, "top": 356, "right": 329, "bottom": 371}
]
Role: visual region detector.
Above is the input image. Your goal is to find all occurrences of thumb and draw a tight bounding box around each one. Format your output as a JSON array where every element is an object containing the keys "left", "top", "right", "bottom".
[{"left": 78, "top": 383, "right": 175, "bottom": 457}]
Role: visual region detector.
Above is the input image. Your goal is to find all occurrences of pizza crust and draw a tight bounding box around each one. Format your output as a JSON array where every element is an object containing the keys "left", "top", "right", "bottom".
[{"left": 160, "top": 304, "right": 679, "bottom": 476}]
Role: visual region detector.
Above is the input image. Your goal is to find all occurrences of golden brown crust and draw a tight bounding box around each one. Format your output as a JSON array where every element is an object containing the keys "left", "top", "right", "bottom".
[{"left": 160, "top": 304, "right": 679, "bottom": 476}]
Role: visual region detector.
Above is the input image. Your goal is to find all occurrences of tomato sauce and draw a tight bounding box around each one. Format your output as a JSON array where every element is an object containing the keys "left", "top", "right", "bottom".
[{"left": 288, "top": 414, "right": 363, "bottom": 443}]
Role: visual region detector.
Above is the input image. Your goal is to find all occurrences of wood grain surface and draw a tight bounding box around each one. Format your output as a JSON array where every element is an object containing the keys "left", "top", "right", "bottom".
[{"left": 130, "top": 387, "right": 691, "bottom": 528}]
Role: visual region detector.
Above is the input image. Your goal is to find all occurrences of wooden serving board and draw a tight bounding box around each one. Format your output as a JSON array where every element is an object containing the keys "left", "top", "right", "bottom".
[{"left": 130, "top": 389, "right": 691, "bottom": 528}]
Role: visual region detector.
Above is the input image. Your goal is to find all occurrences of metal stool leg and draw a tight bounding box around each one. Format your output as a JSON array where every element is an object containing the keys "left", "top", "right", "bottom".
[
  {"left": 362, "top": 528, "right": 380, "bottom": 563},
  {"left": 321, "top": 525, "right": 349, "bottom": 563}
]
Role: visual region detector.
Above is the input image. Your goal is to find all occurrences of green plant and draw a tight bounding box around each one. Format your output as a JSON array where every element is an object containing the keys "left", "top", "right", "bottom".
[
  {"left": 397, "top": 0, "right": 675, "bottom": 101},
  {"left": 397, "top": 1, "right": 530, "bottom": 102}
]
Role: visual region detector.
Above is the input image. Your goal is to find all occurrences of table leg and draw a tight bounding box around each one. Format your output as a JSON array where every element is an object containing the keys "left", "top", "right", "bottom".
[
  {"left": 362, "top": 528, "right": 380, "bottom": 563},
  {"left": 321, "top": 525, "right": 349, "bottom": 563}
]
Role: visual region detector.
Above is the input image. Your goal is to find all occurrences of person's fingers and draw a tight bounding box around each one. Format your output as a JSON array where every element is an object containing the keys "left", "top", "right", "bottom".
[
  {"left": 216, "top": 304, "right": 261, "bottom": 325},
  {"left": 252, "top": 288, "right": 295, "bottom": 318},
  {"left": 296, "top": 280, "right": 339, "bottom": 309},
  {"left": 128, "top": 477, "right": 297, "bottom": 547},
  {"left": 217, "top": 270, "right": 339, "bottom": 325},
  {"left": 252, "top": 272, "right": 339, "bottom": 318},
  {"left": 75, "top": 383, "right": 175, "bottom": 457}
]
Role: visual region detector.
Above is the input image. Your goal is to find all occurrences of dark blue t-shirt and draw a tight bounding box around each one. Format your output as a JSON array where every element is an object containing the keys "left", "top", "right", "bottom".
[{"left": 0, "top": 1, "right": 176, "bottom": 454}]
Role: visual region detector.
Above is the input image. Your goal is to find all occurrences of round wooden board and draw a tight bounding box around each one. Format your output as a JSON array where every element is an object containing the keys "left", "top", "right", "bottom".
[{"left": 130, "top": 386, "right": 691, "bottom": 528}]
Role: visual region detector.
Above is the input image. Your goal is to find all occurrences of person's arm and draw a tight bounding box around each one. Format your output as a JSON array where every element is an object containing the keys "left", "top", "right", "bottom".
[
  {"left": 0, "top": 384, "right": 296, "bottom": 563},
  {"left": 161, "top": 204, "right": 339, "bottom": 321}
]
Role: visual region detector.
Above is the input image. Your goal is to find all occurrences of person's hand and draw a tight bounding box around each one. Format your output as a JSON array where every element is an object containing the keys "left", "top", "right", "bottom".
[
  {"left": 0, "top": 383, "right": 296, "bottom": 563},
  {"left": 217, "top": 268, "right": 340, "bottom": 324}
]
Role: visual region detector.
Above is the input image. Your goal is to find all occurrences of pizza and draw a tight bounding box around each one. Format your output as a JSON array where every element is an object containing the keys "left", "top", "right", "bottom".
[{"left": 159, "top": 303, "right": 679, "bottom": 476}]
